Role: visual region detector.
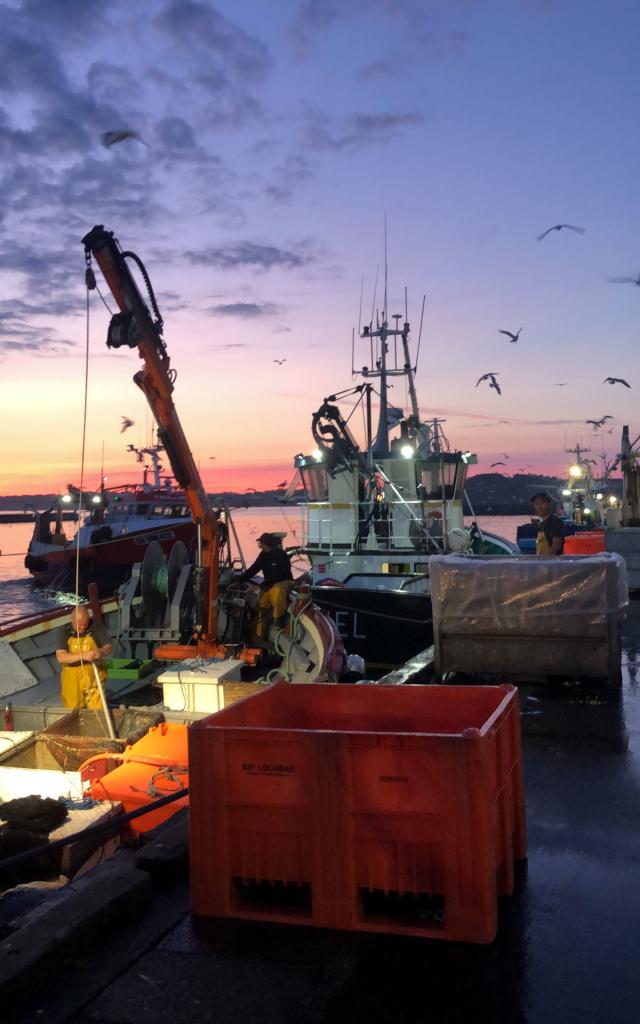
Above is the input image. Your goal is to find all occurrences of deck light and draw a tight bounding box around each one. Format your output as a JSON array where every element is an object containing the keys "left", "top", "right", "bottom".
[
  {"left": 596, "top": 493, "right": 603, "bottom": 500},
  {"left": 61, "top": 494, "right": 72, "bottom": 503},
  {"left": 400, "top": 444, "right": 414, "bottom": 459},
  {"left": 609, "top": 495, "right": 618, "bottom": 506},
  {"left": 312, "top": 448, "right": 323, "bottom": 462},
  {"left": 562, "top": 488, "right": 572, "bottom": 496},
  {"left": 569, "top": 465, "right": 582, "bottom": 478},
  {"left": 91, "top": 495, "right": 101, "bottom": 504}
]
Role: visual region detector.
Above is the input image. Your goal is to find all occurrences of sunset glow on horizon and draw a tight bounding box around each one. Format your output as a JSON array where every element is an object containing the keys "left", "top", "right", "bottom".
[{"left": 1, "top": 1, "right": 639, "bottom": 496}]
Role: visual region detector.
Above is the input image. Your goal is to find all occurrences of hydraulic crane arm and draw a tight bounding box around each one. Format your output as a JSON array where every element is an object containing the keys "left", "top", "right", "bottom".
[{"left": 82, "top": 225, "right": 219, "bottom": 641}]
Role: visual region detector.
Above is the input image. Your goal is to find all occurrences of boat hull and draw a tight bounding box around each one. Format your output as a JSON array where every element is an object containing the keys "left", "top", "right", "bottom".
[
  {"left": 25, "top": 521, "right": 196, "bottom": 595},
  {"left": 312, "top": 584, "right": 433, "bottom": 672}
]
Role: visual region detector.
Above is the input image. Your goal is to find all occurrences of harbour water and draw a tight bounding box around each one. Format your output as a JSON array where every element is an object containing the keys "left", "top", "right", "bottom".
[{"left": 0, "top": 512, "right": 530, "bottom": 626}]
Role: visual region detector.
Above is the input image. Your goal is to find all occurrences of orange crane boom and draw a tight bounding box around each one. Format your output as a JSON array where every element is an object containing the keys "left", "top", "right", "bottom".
[{"left": 82, "top": 225, "right": 220, "bottom": 646}]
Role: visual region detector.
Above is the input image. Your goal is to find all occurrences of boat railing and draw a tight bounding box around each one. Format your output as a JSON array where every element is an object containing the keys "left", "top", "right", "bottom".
[{"left": 300, "top": 499, "right": 447, "bottom": 552}]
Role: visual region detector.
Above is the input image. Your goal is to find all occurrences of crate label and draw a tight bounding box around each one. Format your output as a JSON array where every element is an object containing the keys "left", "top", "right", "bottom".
[{"left": 241, "top": 763, "right": 295, "bottom": 777}]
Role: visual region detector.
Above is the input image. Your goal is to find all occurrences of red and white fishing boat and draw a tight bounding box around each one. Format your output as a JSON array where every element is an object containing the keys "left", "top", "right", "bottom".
[{"left": 24, "top": 444, "right": 195, "bottom": 595}]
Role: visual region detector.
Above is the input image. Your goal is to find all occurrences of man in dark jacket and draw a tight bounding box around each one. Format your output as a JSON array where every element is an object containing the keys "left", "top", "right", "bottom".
[
  {"left": 237, "top": 533, "right": 294, "bottom": 636},
  {"left": 531, "top": 492, "right": 565, "bottom": 557}
]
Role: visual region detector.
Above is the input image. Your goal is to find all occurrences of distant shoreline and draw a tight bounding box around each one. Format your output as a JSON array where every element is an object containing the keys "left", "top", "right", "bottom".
[{"left": 0, "top": 471, "right": 620, "bottom": 519}]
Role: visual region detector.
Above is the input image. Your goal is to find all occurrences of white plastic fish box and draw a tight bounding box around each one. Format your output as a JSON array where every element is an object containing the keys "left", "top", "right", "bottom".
[
  {"left": 159, "top": 660, "right": 245, "bottom": 714},
  {"left": 430, "top": 553, "right": 628, "bottom": 688}
]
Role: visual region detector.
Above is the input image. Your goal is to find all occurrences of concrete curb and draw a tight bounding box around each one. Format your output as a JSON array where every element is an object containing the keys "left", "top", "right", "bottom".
[{"left": 0, "top": 855, "right": 151, "bottom": 1003}]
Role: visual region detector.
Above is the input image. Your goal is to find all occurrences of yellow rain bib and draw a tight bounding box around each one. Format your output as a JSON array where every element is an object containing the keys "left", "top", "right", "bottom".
[
  {"left": 536, "top": 525, "right": 554, "bottom": 557},
  {"left": 60, "top": 632, "right": 106, "bottom": 710}
]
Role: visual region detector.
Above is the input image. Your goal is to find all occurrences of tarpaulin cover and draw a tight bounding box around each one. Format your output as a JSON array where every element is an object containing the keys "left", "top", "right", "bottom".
[{"left": 430, "top": 553, "right": 628, "bottom": 637}]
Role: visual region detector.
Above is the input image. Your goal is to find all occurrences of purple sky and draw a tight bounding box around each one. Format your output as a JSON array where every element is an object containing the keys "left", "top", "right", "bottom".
[{"left": 1, "top": 0, "right": 639, "bottom": 493}]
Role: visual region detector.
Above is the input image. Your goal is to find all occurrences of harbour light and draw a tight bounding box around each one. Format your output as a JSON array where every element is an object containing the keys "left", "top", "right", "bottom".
[
  {"left": 400, "top": 444, "right": 414, "bottom": 459},
  {"left": 562, "top": 489, "right": 572, "bottom": 496},
  {"left": 312, "top": 448, "right": 324, "bottom": 462},
  {"left": 91, "top": 495, "right": 101, "bottom": 504},
  {"left": 609, "top": 495, "right": 618, "bottom": 506},
  {"left": 596, "top": 493, "right": 603, "bottom": 500},
  {"left": 61, "top": 494, "right": 72, "bottom": 504},
  {"left": 569, "top": 465, "right": 582, "bottom": 478}
]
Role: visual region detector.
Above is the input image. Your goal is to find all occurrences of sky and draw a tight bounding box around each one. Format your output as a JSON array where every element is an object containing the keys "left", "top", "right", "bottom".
[{"left": 1, "top": 0, "right": 639, "bottom": 495}]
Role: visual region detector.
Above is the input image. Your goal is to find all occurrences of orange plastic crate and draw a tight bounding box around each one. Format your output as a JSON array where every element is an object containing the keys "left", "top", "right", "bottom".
[
  {"left": 124, "top": 721, "right": 188, "bottom": 765},
  {"left": 564, "top": 532, "right": 605, "bottom": 554},
  {"left": 89, "top": 759, "right": 189, "bottom": 835},
  {"left": 87, "top": 722, "right": 190, "bottom": 835},
  {"left": 189, "top": 682, "right": 526, "bottom": 943}
]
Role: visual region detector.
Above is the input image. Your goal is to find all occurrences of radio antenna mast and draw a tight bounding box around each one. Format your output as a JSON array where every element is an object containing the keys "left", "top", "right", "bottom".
[{"left": 383, "top": 212, "right": 388, "bottom": 323}]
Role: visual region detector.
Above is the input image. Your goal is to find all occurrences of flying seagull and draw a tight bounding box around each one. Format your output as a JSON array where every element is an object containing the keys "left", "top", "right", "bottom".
[
  {"left": 499, "top": 326, "right": 523, "bottom": 343},
  {"left": 208, "top": 456, "right": 217, "bottom": 460},
  {"left": 120, "top": 416, "right": 134, "bottom": 433},
  {"left": 554, "top": 382, "right": 568, "bottom": 387},
  {"left": 502, "top": 453, "right": 510, "bottom": 459},
  {"left": 273, "top": 358, "right": 287, "bottom": 365},
  {"left": 490, "top": 461, "right": 506, "bottom": 467},
  {"left": 603, "top": 377, "right": 631, "bottom": 388},
  {"left": 537, "top": 224, "right": 586, "bottom": 242},
  {"left": 101, "top": 130, "right": 148, "bottom": 148},
  {"left": 245, "top": 487, "right": 257, "bottom": 493},
  {"left": 276, "top": 480, "right": 287, "bottom": 488},
  {"left": 586, "top": 416, "right": 613, "bottom": 429},
  {"left": 607, "top": 274, "right": 640, "bottom": 287},
  {"left": 476, "top": 372, "right": 502, "bottom": 395}
]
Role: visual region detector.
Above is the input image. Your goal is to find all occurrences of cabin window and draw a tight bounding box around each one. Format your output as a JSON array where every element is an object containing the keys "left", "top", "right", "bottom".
[
  {"left": 300, "top": 465, "right": 329, "bottom": 501},
  {"left": 381, "top": 562, "right": 411, "bottom": 575},
  {"left": 414, "top": 563, "right": 428, "bottom": 573},
  {"left": 153, "top": 505, "right": 164, "bottom": 516}
]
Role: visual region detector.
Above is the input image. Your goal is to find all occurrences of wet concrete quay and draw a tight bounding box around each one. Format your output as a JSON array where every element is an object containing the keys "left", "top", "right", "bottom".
[{"left": 5, "top": 604, "right": 640, "bottom": 1024}]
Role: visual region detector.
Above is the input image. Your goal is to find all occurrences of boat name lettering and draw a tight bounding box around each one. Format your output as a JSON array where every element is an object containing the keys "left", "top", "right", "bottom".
[
  {"left": 333, "top": 610, "right": 367, "bottom": 641},
  {"left": 379, "top": 775, "right": 409, "bottom": 784},
  {"left": 241, "top": 763, "right": 295, "bottom": 776}
]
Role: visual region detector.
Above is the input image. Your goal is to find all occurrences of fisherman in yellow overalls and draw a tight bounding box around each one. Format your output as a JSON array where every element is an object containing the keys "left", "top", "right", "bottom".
[
  {"left": 531, "top": 492, "right": 566, "bottom": 557},
  {"left": 55, "top": 606, "right": 113, "bottom": 709},
  {"left": 236, "top": 532, "right": 294, "bottom": 639}
]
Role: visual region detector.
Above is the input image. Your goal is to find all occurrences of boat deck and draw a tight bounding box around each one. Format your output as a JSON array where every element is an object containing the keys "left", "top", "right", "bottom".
[{"left": 5, "top": 604, "right": 640, "bottom": 1023}]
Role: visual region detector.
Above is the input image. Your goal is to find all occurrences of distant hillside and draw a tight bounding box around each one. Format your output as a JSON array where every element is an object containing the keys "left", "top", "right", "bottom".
[
  {"left": 0, "top": 474, "right": 622, "bottom": 515},
  {"left": 465, "top": 473, "right": 622, "bottom": 514}
]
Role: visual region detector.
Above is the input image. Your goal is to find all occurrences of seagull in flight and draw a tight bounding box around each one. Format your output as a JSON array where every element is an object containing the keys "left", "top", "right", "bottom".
[
  {"left": 490, "top": 461, "right": 506, "bottom": 467},
  {"left": 276, "top": 480, "right": 287, "bottom": 488},
  {"left": 209, "top": 456, "right": 217, "bottom": 460},
  {"left": 273, "top": 358, "right": 287, "bottom": 365},
  {"left": 537, "top": 224, "right": 585, "bottom": 242},
  {"left": 503, "top": 453, "right": 510, "bottom": 459},
  {"left": 518, "top": 465, "right": 534, "bottom": 472},
  {"left": 120, "top": 416, "right": 135, "bottom": 433},
  {"left": 603, "top": 377, "right": 631, "bottom": 388},
  {"left": 607, "top": 274, "right": 640, "bottom": 287},
  {"left": 245, "top": 487, "right": 257, "bottom": 493},
  {"left": 554, "top": 382, "right": 568, "bottom": 387},
  {"left": 586, "top": 416, "right": 613, "bottom": 429},
  {"left": 499, "top": 326, "right": 523, "bottom": 343},
  {"left": 476, "top": 372, "right": 502, "bottom": 395},
  {"left": 101, "top": 130, "right": 148, "bottom": 148}
]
